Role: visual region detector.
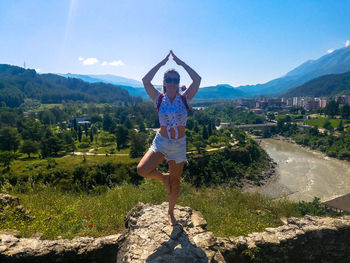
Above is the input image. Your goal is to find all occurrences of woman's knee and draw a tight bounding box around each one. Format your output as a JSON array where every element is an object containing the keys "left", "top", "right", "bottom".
[{"left": 137, "top": 163, "right": 148, "bottom": 177}]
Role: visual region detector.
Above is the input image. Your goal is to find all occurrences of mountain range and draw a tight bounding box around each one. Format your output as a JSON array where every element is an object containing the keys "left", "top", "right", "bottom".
[
  {"left": 59, "top": 46, "right": 350, "bottom": 99},
  {"left": 60, "top": 73, "right": 247, "bottom": 100},
  {"left": 236, "top": 46, "right": 350, "bottom": 95},
  {"left": 1, "top": 45, "right": 350, "bottom": 106}
]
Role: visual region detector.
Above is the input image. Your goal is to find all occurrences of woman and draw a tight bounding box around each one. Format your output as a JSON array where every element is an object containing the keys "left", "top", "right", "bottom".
[{"left": 137, "top": 50, "right": 201, "bottom": 226}]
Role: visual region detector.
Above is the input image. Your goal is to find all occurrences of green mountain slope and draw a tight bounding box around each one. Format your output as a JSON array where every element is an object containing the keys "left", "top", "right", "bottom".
[
  {"left": 0, "top": 64, "right": 139, "bottom": 107},
  {"left": 283, "top": 70, "right": 350, "bottom": 97}
]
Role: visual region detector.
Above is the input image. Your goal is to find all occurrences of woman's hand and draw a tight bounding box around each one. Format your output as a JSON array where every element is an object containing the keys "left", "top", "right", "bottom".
[
  {"left": 170, "top": 50, "right": 184, "bottom": 66},
  {"left": 160, "top": 52, "right": 171, "bottom": 66}
]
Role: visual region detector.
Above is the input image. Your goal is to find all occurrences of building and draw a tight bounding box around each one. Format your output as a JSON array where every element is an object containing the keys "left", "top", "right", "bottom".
[
  {"left": 293, "top": 97, "right": 301, "bottom": 107},
  {"left": 316, "top": 98, "right": 328, "bottom": 108},
  {"left": 336, "top": 95, "right": 350, "bottom": 105},
  {"left": 304, "top": 99, "right": 320, "bottom": 111}
]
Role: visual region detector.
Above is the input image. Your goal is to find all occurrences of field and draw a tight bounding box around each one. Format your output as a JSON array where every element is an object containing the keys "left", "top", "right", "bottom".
[{"left": 304, "top": 117, "right": 343, "bottom": 128}]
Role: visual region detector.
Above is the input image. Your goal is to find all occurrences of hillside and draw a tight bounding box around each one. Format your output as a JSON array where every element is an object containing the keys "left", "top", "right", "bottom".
[
  {"left": 194, "top": 84, "right": 247, "bottom": 99},
  {"left": 59, "top": 73, "right": 148, "bottom": 98},
  {"left": 283, "top": 70, "right": 350, "bottom": 97},
  {"left": 0, "top": 64, "right": 139, "bottom": 107},
  {"left": 60, "top": 73, "right": 143, "bottom": 88}
]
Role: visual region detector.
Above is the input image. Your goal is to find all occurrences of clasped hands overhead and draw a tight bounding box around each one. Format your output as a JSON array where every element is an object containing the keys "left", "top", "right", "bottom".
[{"left": 160, "top": 50, "right": 184, "bottom": 67}]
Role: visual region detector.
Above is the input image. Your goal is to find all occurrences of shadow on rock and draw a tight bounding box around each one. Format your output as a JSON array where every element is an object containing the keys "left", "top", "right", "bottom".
[{"left": 146, "top": 224, "right": 208, "bottom": 263}]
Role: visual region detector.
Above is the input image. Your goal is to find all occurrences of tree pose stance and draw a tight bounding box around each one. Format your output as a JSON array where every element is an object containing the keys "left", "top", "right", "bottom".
[{"left": 137, "top": 50, "right": 201, "bottom": 226}]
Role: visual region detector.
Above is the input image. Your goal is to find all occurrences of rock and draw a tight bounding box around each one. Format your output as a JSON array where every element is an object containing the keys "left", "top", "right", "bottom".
[
  {"left": 0, "top": 194, "right": 32, "bottom": 221},
  {"left": 117, "top": 202, "right": 216, "bottom": 263},
  {"left": 280, "top": 216, "right": 288, "bottom": 225},
  {"left": 0, "top": 194, "right": 19, "bottom": 207},
  {"left": 0, "top": 229, "right": 20, "bottom": 237},
  {"left": 0, "top": 234, "right": 121, "bottom": 263},
  {"left": 191, "top": 210, "right": 207, "bottom": 227}
]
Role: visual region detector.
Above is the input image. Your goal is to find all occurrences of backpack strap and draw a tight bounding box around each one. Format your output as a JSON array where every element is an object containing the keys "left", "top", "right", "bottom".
[
  {"left": 156, "top": 93, "right": 164, "bottom": 112},
  {"left": 180, "top": 93, "right": 192, "bottom": 112}
]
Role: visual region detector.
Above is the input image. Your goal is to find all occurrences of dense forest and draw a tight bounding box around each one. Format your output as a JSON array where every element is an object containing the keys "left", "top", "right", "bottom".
[{"left": 0, "top": 64, "right": 141, "bottom": 107}]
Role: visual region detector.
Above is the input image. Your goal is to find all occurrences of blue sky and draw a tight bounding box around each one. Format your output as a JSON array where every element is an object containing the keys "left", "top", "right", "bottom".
[{"left": 1, "top": 0, "right": 349, "bottom": 87}]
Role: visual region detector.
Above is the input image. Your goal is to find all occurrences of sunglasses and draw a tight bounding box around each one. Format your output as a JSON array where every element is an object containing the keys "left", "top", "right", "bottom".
[{"left": 165, "top": 77, "right": 180, "bottom": 84}]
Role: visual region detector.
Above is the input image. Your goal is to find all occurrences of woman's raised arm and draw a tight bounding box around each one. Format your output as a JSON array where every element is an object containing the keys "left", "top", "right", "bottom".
[
  {"left": 170, "top": 50, "right": 201, "bottom": 100},
  {"left": 142, "top": 52, "right": 170, "bottom": 101}
]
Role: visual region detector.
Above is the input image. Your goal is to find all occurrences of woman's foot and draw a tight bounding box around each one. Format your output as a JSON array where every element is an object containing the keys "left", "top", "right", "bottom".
[
  {"left": 162, "top": 173, "right": 171, "bottom": 194},
  {"left": 167, "top": 211, "right": 178, "bottom": 226}
]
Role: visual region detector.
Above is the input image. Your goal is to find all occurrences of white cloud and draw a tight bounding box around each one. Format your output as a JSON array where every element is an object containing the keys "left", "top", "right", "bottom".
[
  {"left": 327, "top": 49, "right": 335, "bottom": 54},
  {"left": 35, "top": 68, "right": 41, "bottom": 73},
  {"left": 78, "top": 56, "right": 84, "bottom": 61},
  {"left": 346, "top": 40, "right": 350, "bottom": 47},
  {"left": 109, "top": 60, "right": 124, "bottom": 67},
  {"left": 82, "top": 57, "right": 99, "bottom": 65},
  {"left": 100, "top": 60, "right": 125, "bottom": 67}
]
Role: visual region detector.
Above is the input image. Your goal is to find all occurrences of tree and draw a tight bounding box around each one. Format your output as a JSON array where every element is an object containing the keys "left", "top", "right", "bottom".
[
  {"left": 61, "top": 131, "right": 76, "bottom": 153},
  {"left": 129, "top": 131, "right": 147, "bottom": 158},
  {"left": 40, "top": 135, "right": 63, "bottom": 158},
  {"left": 89, "top": 129, "right": 94, "bottom": 142},
  {"left": 20, "top": 140, "right": 39, "bottom": 158},
  {"left": 337, "top": 120, "right": 344, "bottom": 132},
  {"left": 340, "top": 104, "right": 350, "bottom": 120},
  {"left": 0, "top": 127, "right": 20, "bottom": 152},
  {"left": 208, "top": 122, "right": 212, "bottom": 137},
  {"left": 115, "top": 125, "right": 129, "bottom": 151},
  {"left": 77, "top": 125, "right": 82, "bottom": 142},
  {"left": 99, "top": 131, "right": 116, "bottom": 146},
  {"left": 0, "top": 151, "right": 18, "bottom": 170},
  {"left": 208, "top": 135, "right": 219, "bottom": 145},
  {"left": 202, "top": 126, "right": 209, "bottom": 140},
  {"left": 194, "top": 122, "right": 199, "bottom": 133},
  {"left": 192, "top": 134, "right": 206, "bottom": 154},
  {"left": 324, "top": 100, "right": 339, "bottom": 118},
  {"left": 323, "top": 119, "right": 333, "bottom": 131},
  {"left": 38, "top": 110, "right": 56, "bottom": 125},
  {"left": 103, "top": 114, "right": 115, "bottom": 132}
]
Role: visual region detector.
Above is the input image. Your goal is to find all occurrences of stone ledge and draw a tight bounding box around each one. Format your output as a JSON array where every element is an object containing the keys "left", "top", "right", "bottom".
[{"left": 1, "top": 201, "right": 350, "bottom": 262}]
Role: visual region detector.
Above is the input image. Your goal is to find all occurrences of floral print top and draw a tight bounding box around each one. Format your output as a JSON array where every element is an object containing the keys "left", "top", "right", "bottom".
[{"left": 154, "top": 91, "right": 191, "bottom": 139}]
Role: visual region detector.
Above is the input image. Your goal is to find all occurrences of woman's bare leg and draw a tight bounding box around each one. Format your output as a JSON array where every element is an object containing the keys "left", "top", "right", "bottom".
[
  {"left": 167, "top": 160, "right": 184, "bottom": 226},
  {"left": 137, "top": 150, "right": 170, "bottom": 194}
]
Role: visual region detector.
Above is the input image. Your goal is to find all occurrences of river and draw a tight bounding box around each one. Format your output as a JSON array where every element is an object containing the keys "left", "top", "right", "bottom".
[{"left": 258, "top": 138, "right": 350, "bottom": 202}]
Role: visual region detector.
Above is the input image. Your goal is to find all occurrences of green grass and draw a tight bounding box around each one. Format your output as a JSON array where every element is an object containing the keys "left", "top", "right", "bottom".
[
  {"left": 9, "top": 154, "right": 137, "bottom": 176},
  {"left": 305, "top": 117, "right": 342, "bottom": 128},
  {"left": 0, "top": 180, "right": 303, "bottom": 240},
  {"left": 93, "top": 146, "right": 130, "bottom": 154}
]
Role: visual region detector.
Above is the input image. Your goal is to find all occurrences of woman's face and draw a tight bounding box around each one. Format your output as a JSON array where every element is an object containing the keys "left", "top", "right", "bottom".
[{"left": 163, "top": 72, "right": 180, "bottom": 96}]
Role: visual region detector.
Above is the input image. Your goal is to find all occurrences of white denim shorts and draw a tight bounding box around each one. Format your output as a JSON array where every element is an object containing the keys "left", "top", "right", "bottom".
[{"left": 149, "top": 132, "right": 187, "bottom": 164}]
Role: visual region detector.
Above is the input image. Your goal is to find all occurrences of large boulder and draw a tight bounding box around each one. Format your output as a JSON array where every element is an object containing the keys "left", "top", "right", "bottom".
[{"left": 117, "top": 202, "right": 225, "bottom": 262}]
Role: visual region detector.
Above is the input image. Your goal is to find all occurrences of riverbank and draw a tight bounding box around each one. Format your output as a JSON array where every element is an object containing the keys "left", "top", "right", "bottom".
[
  {"left": 240, "top": 153, "right": 279, "bottom": 192},
  {"left": 270, "top": 134, "right": 337, "bottom": 162},
  {"left": 257, "top": 138, "right": 350, "bottom": 202}
]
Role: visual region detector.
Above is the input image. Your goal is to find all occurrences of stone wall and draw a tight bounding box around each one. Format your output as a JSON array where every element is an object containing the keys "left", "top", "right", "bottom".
[
  {"left": 1, "top": 200, "right": 350, "bottom": 262},
  {"left": 216, "top": 215, "right": 350, "bottom": 263}
]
